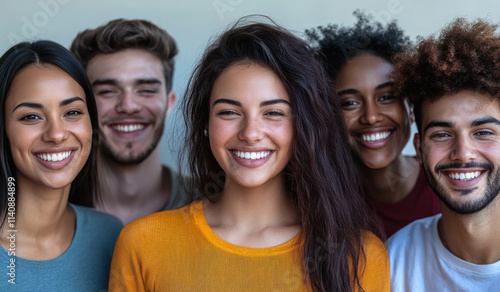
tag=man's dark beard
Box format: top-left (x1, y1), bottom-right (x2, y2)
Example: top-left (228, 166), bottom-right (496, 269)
top-left (422, 160), bottom-right (500, 214)
top-left (100, 120), bottom-right (165, 165)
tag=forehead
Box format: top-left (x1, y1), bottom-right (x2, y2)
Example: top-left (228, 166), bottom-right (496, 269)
top-left (335, 54), bottom-right (393, 88)
top-left (210, 63), bottom-right (289, 103)
top-left (86, 48), bottom-right (165, 84)
top-left (6, 64), bottom-right (85, 106)
top-left (421, 90), bottom-right (500, 126)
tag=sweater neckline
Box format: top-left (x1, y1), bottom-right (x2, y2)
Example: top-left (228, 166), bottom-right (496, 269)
top-left (191, 200), bottom-right (302, 256)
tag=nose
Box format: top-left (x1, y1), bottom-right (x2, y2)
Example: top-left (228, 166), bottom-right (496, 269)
top-left (359, 102), bottom-right (382, 125)
top-left (115, 90), bottom-right (142, 114)
top-left (42, 117), bottom-right (68, 144)
top-left (449, 134), bottom-right (477, 163)
top-left (238, 116), bottom-right (264, 143)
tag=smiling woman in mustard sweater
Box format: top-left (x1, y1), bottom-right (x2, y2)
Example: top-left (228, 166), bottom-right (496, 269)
top-left (109, 18), bottom-right (389, 292)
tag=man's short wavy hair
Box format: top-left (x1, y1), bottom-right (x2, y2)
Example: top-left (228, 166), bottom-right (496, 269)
top-left (392, 18), bottom-right (500, 132)
top-left (71, 19), bottom-right (178, 92)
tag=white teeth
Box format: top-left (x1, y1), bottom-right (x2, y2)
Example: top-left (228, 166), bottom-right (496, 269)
top-left (448, 171), bottom-right (481, 181)
top-left (113, 124), bottom-right (145, 133)
top-left (362, 131), bottom-right (390, 142)
top-left (233, 151), bottom-right (271, 160)
top-left (37, 151), bottom-right (71, 162)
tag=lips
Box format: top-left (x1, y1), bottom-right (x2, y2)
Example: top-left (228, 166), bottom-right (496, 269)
top-left (33, 149), bottom-right (76, 170)
top-left (230, 149), bottom-right (274, 167)
top-left (36, 151), bottom-right (72, 162)
top-left (361, 131), bottom-right (391, 142)
top-left (353, 129), bottom-right (393, 149)
top-left (447, 171), bottom-right (481, 181)
top-left (442, 169), bottom-right (486, 188)
top-left (106, 121), bottom-right (150, 138)
top-left (232, 150), bottom-right (271, 160)
top-left (111, 123), bottom-right (145, 133)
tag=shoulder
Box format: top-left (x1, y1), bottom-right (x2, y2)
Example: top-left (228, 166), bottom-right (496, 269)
top-left (71, 204), bottom-right (123, 232)
top-left (361, 231), bottom-right (388, 262)
top-left (386, 214), bottom-right (439, 249)
top-left (386, 214), bottom-right (440, 270)
top-left (357, 231), bottom-right (390, 292)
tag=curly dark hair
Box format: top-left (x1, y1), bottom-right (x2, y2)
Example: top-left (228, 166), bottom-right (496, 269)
top-left (306, 10), bottom-right (411, 80)
top-left (392, 18), bottom-right (500, 132)
top-left (182, 17), bottom-right (380, 291)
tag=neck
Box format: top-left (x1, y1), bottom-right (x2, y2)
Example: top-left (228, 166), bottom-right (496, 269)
top-left (1, 177), bottom-right (75, 260)
top-left (203, 174), bottom-right (301, 248)
top-left (205, 174), bottom-right (299, 230)
top-left (15, 182), bottom-right (71, 236)
top-left (97, 147), bottom-right (171, 224)
top-left (439, 198), bottom-right (500, 264)
top-left (359, 155), bottom-right (420, 203)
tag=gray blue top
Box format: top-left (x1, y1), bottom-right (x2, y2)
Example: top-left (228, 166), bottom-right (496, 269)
top-left (0, 204), bottom-right (123, 291)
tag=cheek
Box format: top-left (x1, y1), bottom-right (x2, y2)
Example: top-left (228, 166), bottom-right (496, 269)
top-left (208, 119), bottom-right (232, 152)
top-left (95, 98), bottom-right (114, 117)
top-left (74, 117), bottom-right (94, 153)
top-left (6, 125), bottom-right (37, 171)
top-left (342, 111), bottom-right (358, 131)
top-left (143, 97), bottom-right (168, 116)
top-left (421, 142), bottom-right (445, 165)
top-left (389, 102), bottom-right (412, 128)
top-left (271, 123), bottom-right (294, 151)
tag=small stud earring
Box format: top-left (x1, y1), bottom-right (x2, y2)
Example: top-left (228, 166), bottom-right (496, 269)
top-left (204, 129), bottom-right (208, 136)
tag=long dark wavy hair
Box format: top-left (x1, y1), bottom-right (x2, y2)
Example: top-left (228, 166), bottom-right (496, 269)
top-left (182, 17), bottom-right (380, 291)
top-left (0, 40), bottom-right (100, 228)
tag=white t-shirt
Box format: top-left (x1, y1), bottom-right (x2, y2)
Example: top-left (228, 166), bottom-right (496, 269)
top-left (386, 214), bottom-right (500, 292)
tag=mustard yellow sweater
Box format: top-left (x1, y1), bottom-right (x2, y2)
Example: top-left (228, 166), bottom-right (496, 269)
top-left (109, 200), bottom-right (389, 291)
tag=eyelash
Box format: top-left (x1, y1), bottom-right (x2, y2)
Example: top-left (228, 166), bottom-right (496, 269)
top-left (217, 110), bottom-right (238, 116)
top-left (20, 114), bottom-right (40, 121)
top-left (341, 100), bottom-right (358, 107)
top-left (379, 94), bottom-right (396, 101)
top-left (65, 110), bottom-right (83, 117)
top-left (430, 132), bottom-right (449, 139)
top-left (265, 110), bottom-right (285, 116)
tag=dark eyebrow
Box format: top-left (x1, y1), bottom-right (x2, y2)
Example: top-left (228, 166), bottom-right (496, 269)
top-left (375, 81), bottom-right (394, 90)
top-left (92, 78), bottom-right (162, 87)
top-left (212, 98), bottom-right (291, 107)
top-left (337, 89), bottom-right (358, 96)
top-left (260, 99), bottom-right (291, 107)
top-left (471, 117), bottom-right (500, 127)
top-left (423, 120), bottom-right (454, 135)
top-left (213, 98), bottom-right (241, 107)
top-left (13, 102), bottom-right (43, 112)
top-left (12, 97), bottom-right (85, 113)
top-left (92, 79), bottom-right (117, 87)
top-left (60, 97), bottom-right (85, 106)
top-left (135, 78), bottom-right (162, 86)
top-left (337, 82), bottom-right (394, 97)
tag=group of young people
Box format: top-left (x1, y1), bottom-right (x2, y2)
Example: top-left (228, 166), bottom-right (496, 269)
top-left (0, 10), bottom-right (499, 292)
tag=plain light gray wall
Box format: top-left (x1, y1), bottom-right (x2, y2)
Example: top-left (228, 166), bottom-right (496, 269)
top-left (2, 0), bottom-right (500, 170)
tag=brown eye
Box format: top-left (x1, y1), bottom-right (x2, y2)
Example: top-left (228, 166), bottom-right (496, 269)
top-left (20, 114), bottom-right (41, 121)
top-left (65, 110), bottom-right (83, 117)
top-left (341, 100), bottom-right (359, 107)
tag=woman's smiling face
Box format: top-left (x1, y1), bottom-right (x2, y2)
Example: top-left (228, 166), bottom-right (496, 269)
top-left (5, 64), bottom-right (92, 190)
top-left (208, 63), bottom-right (293, 189)
top-left (335, 54), bottom-right (413, 169)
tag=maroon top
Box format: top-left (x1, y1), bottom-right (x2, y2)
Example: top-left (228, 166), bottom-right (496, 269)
top-left (366, 167), bottom-right (441, 238)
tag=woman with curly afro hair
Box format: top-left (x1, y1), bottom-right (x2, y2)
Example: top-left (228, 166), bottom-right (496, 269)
top-left (307, 11), bottom-right (440, 238)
